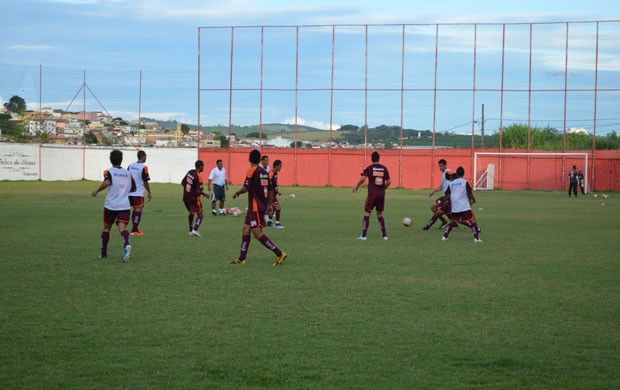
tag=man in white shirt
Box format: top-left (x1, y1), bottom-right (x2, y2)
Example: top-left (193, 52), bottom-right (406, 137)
top-left (442, 166), bottom-right (482, 243)
top-left (207, 159), bottom-right (230, 216)
top-left (91, 150), bottom-right (136, 261)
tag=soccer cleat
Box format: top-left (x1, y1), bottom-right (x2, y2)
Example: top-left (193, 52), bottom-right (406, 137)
top-left (356, 236), bottom-right (367, 241)
top-left (190, 229), bottom-right (201, 237)
top-left (422, 226), bottom-right (430, 231)
top-left (266, 220), bottom-right (273, 227)
top-left (474, 238), bottom-right (484, 243)
top-left (383, 236), bottom-right (388, 241)
top-left (274, 252), bottom-right (287, 266)
top-left (130, 231), bottom-right (144, 236)
top-left (441, 236), bottom-right (449, 241)
top-left (211, 210), bottom-right (217, 216)
top-left (122, 245), bottom-right (131, 262)
top-left (274, 223), bottom-right (285, 229)
top-left (99, 254), bottom-right (107, 260)
top-left (229, 258), bottom-right (246, 265)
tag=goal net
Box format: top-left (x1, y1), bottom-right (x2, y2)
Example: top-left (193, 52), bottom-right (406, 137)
top-left (474, 152), bottom-right (588, 192)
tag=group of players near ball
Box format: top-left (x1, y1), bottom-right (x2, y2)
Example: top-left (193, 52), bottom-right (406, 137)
top-left (92, 148), bottom-right (482, 264)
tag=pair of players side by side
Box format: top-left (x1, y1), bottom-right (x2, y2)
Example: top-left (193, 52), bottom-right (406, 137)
top-left (181, 150), bottom-right (287, 266)
top-left (355, 155), bottom-right (482, 243)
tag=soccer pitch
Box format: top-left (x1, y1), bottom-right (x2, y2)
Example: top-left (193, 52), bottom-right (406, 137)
top-left (1, 181), bottom-right (618, 388)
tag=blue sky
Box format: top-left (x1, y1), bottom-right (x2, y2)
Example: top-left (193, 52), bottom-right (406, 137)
top-left (1, 0), bottom-right (619, 134)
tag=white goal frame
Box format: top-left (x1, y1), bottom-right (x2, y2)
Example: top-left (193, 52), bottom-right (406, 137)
top-left (474, 152), bottom-right (588, 192)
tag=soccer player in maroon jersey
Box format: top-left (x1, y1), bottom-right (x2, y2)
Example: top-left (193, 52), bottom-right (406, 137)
top-left (91, 149), bottom-right (136, 262)
top-left (231, 149), bottom-right (287, 266)
top-left (269, 159), bottom-right (284, 228)
top-left (353, 151), bottom-right (391, 240)
top-left (181, 160), bottom-right (209, 237)
top-left (425, 159), bottom-right (452, 229)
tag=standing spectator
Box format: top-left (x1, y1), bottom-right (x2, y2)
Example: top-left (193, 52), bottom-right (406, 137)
top-left (207, 159), bottom-right (230, 216)
top-left (181, 160), bottom-right (209, 237)
top-left (269, 159), bottom-right (284, 228)
top-left (425, 159), bottom-right (452, 229)
top-left (230, 149), bottom-right (287, 266)
top-left (127, 150), bottom-right (152, 235)
top-left (353, 151), bottom-right (391, 241)
top-left (442, 166), bottom-right (482, 243)
top-left (568, 165), bottom-right (579, 198)
top-left (91, 149), bottom-right (136, 262)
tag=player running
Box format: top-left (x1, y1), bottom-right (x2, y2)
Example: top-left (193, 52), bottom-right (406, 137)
top-left (353, 151), bottom-right (391, 241)
top-left (91, 149), bottom-right (136, 262)
top-left (230, 149), bottom-right (287, 266)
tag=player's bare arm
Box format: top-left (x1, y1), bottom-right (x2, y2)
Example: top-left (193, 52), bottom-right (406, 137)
top-left (144, 180), bottom-right (152, 201)
top-left (384, 178), bottom-right (392, 190)
top-left (353, 175), bottom-right (366, 192)
top-left (233, 187), bottom-right (248, 199)
top-left (91, 179), bottom-right (111, 197)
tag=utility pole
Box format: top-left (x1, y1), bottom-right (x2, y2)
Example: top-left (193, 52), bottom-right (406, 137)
top-left (481, 103), bottom-right (485, 148)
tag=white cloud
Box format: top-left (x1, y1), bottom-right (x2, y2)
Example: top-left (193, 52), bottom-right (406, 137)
top-left (282, 116), bottom-right (340, 131)
top-left (6, 44), bottom-right (54, 51)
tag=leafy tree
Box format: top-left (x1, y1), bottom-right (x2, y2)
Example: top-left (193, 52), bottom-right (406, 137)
top-left (85, 131), bottom-right (98, 144)
top-left (3, 95), bottom-right (27, 114)
top-left (596, 131), bottom-right (620, 150)
top-left (290, 140), bottom-right (304, 148)
top-left (180, 123), bottom-right (190, 135)
top-left (340, 124), bottom-right (360, 131)
top-left (214, 134), bottom-right (229, 148)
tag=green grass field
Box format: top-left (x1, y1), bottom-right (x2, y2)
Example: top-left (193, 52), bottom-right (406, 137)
top-left (1, 181), bottom-right (619, 389)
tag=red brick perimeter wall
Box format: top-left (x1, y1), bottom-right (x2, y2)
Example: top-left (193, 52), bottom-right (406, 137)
top-left (198, 148), bottom-right (620, 192)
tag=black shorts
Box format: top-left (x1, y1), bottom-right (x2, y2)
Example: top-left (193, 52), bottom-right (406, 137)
top-left (211, 184), bottom-right (226, 201)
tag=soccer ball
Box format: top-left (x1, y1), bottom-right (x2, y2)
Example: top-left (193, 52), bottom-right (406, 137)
top-left (229, 207), bottom-right (242, 217)
top-left (223, 207), bottom-right (229, 215)
top-left (402, 217), bottom-right (412, 227)
top-left (289, 193), bottom-right (296, 199)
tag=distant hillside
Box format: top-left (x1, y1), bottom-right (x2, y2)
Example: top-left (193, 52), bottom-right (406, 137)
top-left (140, 118), bottom-right (325, 135)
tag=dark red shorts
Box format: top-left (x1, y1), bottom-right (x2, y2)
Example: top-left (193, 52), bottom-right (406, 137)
top-left (103, 208), bottom-right (130, 226)
top-left (244, 207), bottom-right (265, 229)
top-left (129, 196), bottom-right (144, 208)
top-left (364, 193), bottom-right (385, 213)
top-left (450, 210), bottom-right (474, 223)
top-left (184, 198), bottom-right (203, 214)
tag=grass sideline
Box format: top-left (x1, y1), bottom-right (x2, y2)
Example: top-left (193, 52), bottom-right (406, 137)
top-left (0, 181), bottom-right (619, 388)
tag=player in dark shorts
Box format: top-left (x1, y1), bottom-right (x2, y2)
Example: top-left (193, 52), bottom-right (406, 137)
top-left (268, 159), bottom-right (284, 228)
top-left (353, 151), bottom-right (391, 240)
top-left (181, 160), bottom-right (209, 237)
top-left (91, 149), bottom-right (136, 262)
top-left (423, 172), bottom-right (455, 230)
top-left (231, 149), bottom-right (287, 266)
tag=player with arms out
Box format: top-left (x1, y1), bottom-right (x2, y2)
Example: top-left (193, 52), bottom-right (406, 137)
top-left (127, 150), bottom-right (152, 235)
top-left (353, 151), bottom-right (391, 241)
top-left (424, 159), bottom-right (452, 230)
top-left (442, 166), bottom-right (482, 243)
top-left (230, 149), bottom-right (287, 266)
top-left (268, 159), bottom-right (285, 228)
top-left (181, 160), bottom-right (209, 237)
top-left (91, 149), bottom-right (136, 262)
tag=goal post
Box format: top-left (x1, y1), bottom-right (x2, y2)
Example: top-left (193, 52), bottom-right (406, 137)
top-left (473, 152), bottom-right (588, 192)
